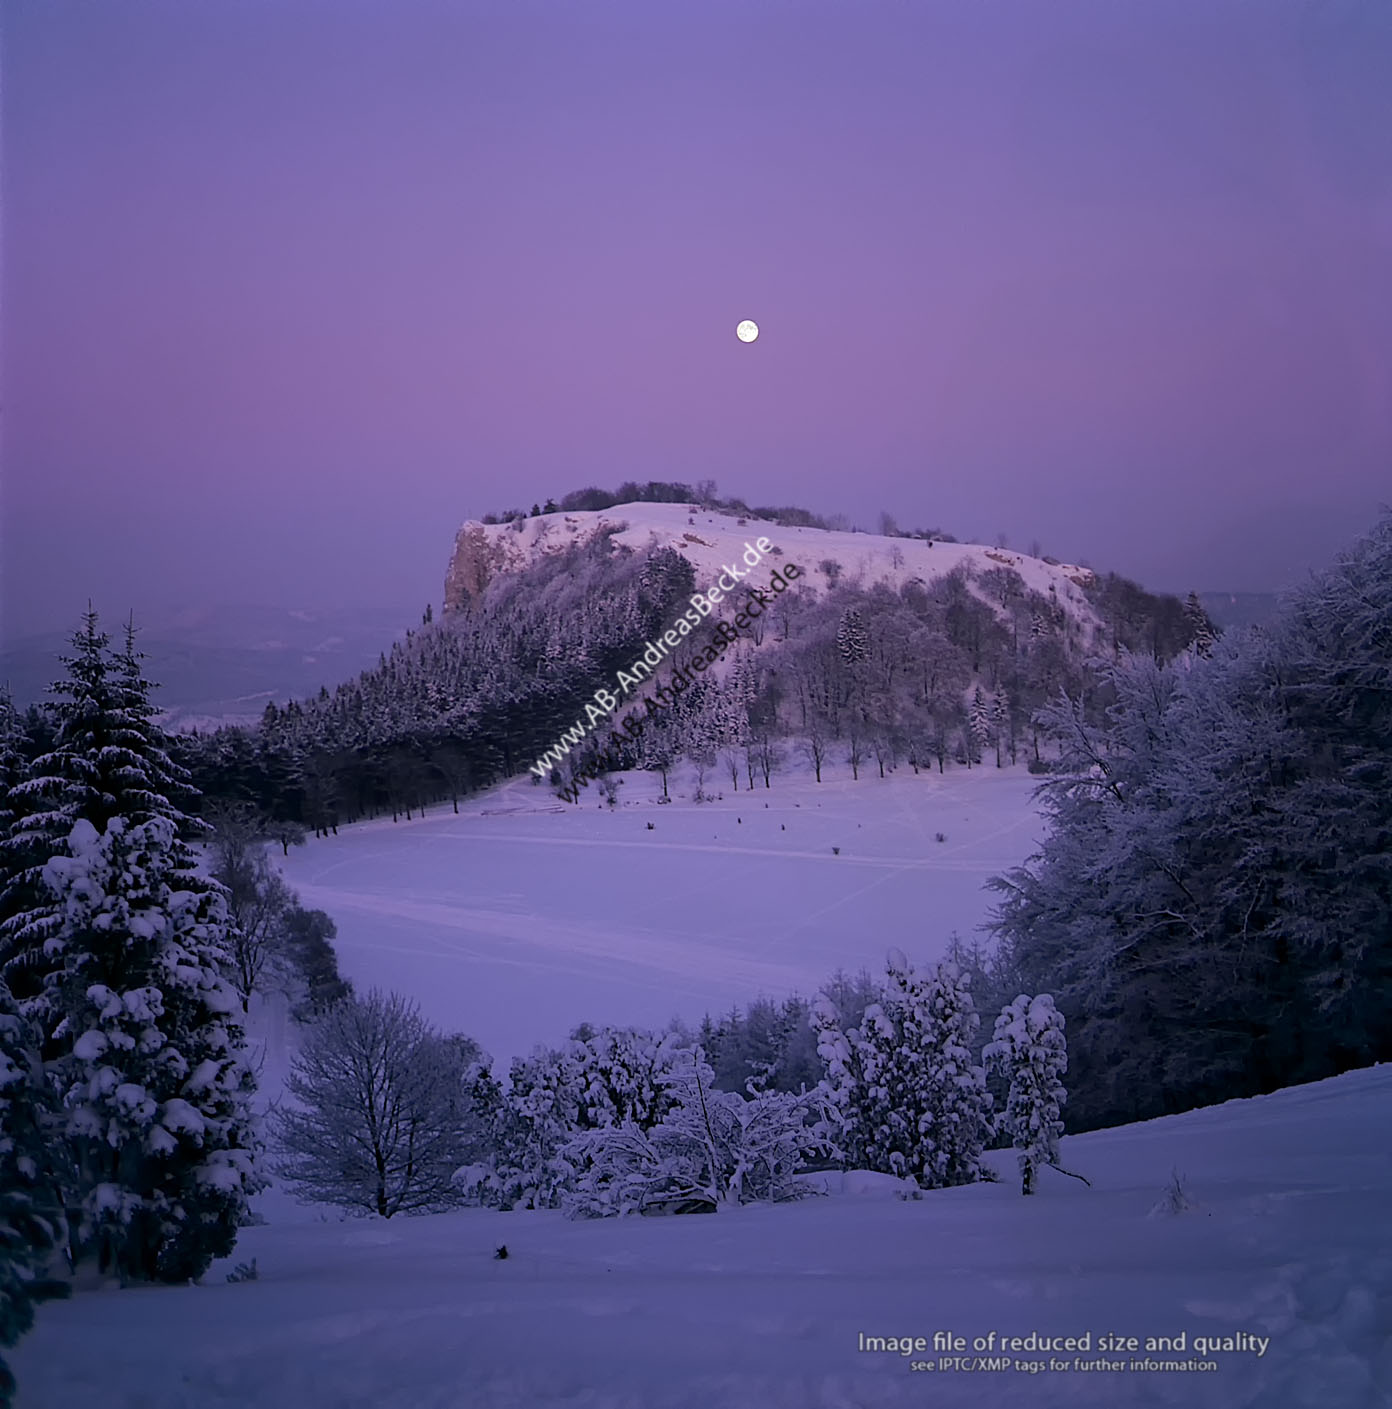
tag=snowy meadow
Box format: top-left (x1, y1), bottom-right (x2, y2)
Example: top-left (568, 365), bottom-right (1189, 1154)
top-left (12, 756), bottom-right (1392, 1408)
top-left (276, 764), bottom-right (1042, 1068)
top-left (16, 1050), bottom-right (1392, 1407)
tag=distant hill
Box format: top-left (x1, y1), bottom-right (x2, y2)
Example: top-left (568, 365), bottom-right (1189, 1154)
top-left (445, 500), bottom-right (1106, 630)
top-left (0, 604), bottom-right (414, 731)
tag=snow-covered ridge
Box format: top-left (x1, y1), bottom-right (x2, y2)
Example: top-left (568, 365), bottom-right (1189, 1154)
top-left (444, 501), bottom-right (1103, 635)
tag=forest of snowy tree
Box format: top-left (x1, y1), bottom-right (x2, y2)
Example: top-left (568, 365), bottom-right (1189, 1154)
top-left (698, 509), bottom-right (1392, 1133)
top-left (985, 510), bottom-right (1392, 1130)
top-left (156, 500), bottom-right (1210, 830)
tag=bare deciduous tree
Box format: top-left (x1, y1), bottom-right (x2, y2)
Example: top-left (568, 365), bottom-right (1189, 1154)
top-left (274, 991), bottom-right (478, 1217)
top-left (207, 804), bottom-right (296, 1005)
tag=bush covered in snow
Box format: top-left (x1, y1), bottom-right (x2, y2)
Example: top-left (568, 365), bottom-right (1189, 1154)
top-left (812, 950), bottom-right (993, 1190)
top-left (561, 1049), bottom-right (836, 1218)
top-left (985, 993), bottom-right (1067, 1195)
top-left (457, 1024), bottom-right (686, 1210)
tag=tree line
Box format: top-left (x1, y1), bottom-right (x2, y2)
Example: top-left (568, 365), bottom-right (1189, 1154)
top-left (986, 510), bottom-right (1392, 1129)
top-left (269, 950), bottom-right (1068, 1223)
top-left (172, 526), bottom-right (1212, 827)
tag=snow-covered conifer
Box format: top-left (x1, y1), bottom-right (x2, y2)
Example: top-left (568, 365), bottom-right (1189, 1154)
top-left (813, 952), bottom-right (991, 1189)
top-left (810, 991), bottom-right (868, 1167)
top-left (1182, 592), bottom-right (1218, 657)
top-left (836, 608), bottom-right (868, 666)
top-left (912, 960), bottom-right (993, 1188)
top-left (984, 994), bottom-right (1067, 1195)
top-left (2, 613), bottom-right (207, 1011)
top-left (0, 983), bottom-right (65, 1407)
top-left (42, 815), bottom-right (264, 1280)
top-left (967, 686), bottom-right (991, 764)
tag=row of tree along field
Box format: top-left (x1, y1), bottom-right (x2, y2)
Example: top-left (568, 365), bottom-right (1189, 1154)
top-left (169, 517), bottom-right (1215, 828)
top-left (271, 953), bottom-right (1069, 1222)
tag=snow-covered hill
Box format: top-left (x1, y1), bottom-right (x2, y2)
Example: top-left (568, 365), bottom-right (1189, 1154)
top-left (16, 1061), bottom-right (1391, 1408)
top-left (445, 502), bottom-right (1106, 639)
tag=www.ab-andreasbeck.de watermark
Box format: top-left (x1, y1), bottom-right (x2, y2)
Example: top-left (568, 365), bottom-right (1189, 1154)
top-left (528, 536), bottom-right (802, 794)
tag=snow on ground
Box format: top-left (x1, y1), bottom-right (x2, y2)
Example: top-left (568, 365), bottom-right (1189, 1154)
top-left (460, 502), bottom-right (1104, 636)
top-left (16, 1063), bottom-right (1392, 1408)
top-left (278, 760), bottom-right (1044, 1067)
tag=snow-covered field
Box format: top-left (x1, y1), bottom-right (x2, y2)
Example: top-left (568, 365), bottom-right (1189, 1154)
top-left (17, 1063), bottom-right (1392, 1408)
top-left (18, 763), bottom-right (1392, 1408)
top-left (278, 762), bottom-right (1044, 1068)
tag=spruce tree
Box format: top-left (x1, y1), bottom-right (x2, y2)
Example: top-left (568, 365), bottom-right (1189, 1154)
top-left (2, 612), bottom-right (206, 998)
top-left (967, 687), bottom-right (991, 765)
top-left (41, 814), bottom-right (264, 1281)
top-left (912, 960), bottom-right (993, 1188)
top-left (813, 951), bottom-right (991, 1189)
top-left (0, 982), bottom-right (66, 1409)
top-left (836, 608), bottom-right (868, 666)
top-left (1182, 592), bottom-right (1218, 657)
top-left (0, 611), bottom-right (263, 1283)
top-left (0, 694), bottom-right (35, 984)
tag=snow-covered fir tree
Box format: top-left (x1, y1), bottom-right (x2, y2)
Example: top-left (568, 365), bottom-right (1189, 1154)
top-left (984, 994), bottom-right (1067, 1195)
top-left (1182, 592), bottom-right (1218, 657)
top-left (813, 950), bottom-right (991, 1190)
top-left (41, 815), bottom-right (264, 1280)
top-left (836, 607), bottom-right (868, 665)
top-left (967, 686), bottom-right (991, 766)
top-left (809, 991), bottom-right (869, 1166)
top-left (0, 983), bottom-right (65, 1409)
top-left (0, 695), bottom-right (35, 999)
top-left (908, 955), bottom-right (993, 1188)
top-left (1, 613), bottom-right (206, 1014)
top-left (668, 678), bottom-right (722, 797)
top-left (636, 706), bottom-right (679, 799)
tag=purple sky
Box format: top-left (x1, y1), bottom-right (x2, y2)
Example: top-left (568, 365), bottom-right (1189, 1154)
top-left (4, 0), bottom-right (1390, 642)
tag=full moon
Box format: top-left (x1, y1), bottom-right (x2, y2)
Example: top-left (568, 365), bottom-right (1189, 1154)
top-left (736, 319), bottom-right (759, 343)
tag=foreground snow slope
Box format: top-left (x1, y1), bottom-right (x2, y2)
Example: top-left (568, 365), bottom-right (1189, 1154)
top-left (278, 763), bottom-right (1043, 1067)
top-left (17, 1063), bottom-right (1392, 1409)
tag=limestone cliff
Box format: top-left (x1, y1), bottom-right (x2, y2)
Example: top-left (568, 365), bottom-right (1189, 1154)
top-left (443, 522), bottom-right (506, 615)
top-left (443, 514), bottom-right (623, 614)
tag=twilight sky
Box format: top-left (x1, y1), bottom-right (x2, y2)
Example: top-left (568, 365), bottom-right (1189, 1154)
top-left (3, 0), bottom-right (1390, 642)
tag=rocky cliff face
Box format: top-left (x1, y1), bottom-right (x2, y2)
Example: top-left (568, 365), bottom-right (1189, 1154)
top-left (443, 514), bottom-right (626, 614)
top-left (443, 522), bottom-right (504, 614)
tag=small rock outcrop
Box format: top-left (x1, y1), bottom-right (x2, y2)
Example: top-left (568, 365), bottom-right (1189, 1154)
top-left (443, 522), bottom-right (507, 615)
